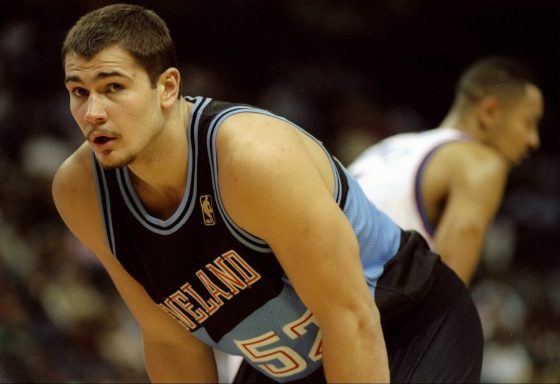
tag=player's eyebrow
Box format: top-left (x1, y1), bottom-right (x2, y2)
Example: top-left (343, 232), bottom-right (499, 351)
top-left (64, 71), bottom-right (132, 84)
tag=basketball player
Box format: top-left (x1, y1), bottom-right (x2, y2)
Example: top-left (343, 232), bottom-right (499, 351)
top-left (52, 4), bottom-right (482, 382)
top-left (349, 57), bottom-right (543, 285)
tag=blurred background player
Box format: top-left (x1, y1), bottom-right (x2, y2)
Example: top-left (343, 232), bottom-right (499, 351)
top-left (349, 56), bottom-right (543, 285)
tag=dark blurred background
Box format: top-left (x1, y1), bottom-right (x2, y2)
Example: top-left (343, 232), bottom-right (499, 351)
top-left (0, 0), bottom-right (558, 382)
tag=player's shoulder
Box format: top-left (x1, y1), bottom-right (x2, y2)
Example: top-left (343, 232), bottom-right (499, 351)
top-left (217, 110), bottom-right (301, 158)
top-left (433, 140), bottom-right (508, 184)
top-left (51, 142), bottom-right (111, 256)
top-left (52, 142), bottom-right (96, 208)
top-left (439, 140), bottom-right (506, 169)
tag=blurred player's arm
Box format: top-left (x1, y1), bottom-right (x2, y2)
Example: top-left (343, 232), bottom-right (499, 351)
top-left (218, 114), bottom-right (390, 383)
top-left (428, 142), bottom-right (508, 285)
top-left (52, 144), bottom-right (218, 383)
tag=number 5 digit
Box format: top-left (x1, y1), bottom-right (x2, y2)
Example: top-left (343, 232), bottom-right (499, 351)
top-left (234, 331), bottom-right (307, 377)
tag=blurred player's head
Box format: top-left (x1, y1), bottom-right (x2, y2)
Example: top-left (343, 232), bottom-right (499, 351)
top-left (62, 3), bottom-right (177, 87)
top-left (452, 56), bottom-right (544, 165)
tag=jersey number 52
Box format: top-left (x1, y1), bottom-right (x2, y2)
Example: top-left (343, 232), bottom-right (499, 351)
top-left (234, 310), bottom-right (323, 378)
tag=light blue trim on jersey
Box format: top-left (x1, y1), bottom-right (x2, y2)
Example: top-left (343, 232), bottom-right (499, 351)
top-left (116, 169), bottom-right (194, 233)
top-left (332, 158), bottom-right (343, 204)
top-left (205, 105), bottom-right (343, 254)
top-left (113, 97), bottom-right (210, 236)
top-left (342, 168), bottom-right (401, 289)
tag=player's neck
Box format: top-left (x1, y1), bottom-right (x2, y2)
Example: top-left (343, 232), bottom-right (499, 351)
top-left (438, 110), bottom-right (480, 140)
top-left (127, 98), bottom-right (191, 212)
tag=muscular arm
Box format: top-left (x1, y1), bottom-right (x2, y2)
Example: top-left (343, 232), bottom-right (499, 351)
top-left (218, 114), bottom-right (389, 383)
top-left (52, 144), bottom-right (218, 383)
top-left (424, 142), bottom-right (509, 285)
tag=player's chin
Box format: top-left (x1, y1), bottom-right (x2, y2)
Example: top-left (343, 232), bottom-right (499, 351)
top-left (96, 152), bottom-right (135, 170)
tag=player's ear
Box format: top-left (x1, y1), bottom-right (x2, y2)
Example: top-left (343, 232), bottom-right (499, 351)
top-left (159, 67), bottom-right (181, 107)
top-left (477, 95), bottom-right (501, 130)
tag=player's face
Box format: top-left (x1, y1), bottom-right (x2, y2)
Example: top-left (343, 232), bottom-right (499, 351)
top-left (488, 84), bottom-right (543, 166)
top-left (64, 45), bottom-right (165, 169)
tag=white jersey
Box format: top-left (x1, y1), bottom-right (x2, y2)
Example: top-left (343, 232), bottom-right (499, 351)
top-left (348, 127), bottom-right (471, 249)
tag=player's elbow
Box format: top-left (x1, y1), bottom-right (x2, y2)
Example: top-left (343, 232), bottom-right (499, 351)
top-left (319, 295), bottom-right (381, 341)
top-left (458, 220), bottom-right (486, 241)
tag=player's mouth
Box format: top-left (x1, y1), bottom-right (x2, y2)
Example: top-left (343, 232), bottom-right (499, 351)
top-left (93, 135), bottom-right (114, 144)
top-left (89, 131), bottom-right (118, 149)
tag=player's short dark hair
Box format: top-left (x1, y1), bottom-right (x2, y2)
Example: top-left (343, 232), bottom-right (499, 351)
top-left (455, 56), bottom-right (539, 107)
top-left (62, 3), bottom-right (177, 87)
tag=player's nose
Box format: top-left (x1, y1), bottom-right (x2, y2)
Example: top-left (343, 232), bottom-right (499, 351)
top-left (84, 94), bottom-right (108, 125)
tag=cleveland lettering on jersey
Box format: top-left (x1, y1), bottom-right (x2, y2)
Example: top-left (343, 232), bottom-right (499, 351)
top-left (159, 250), bottom-right (262, 329)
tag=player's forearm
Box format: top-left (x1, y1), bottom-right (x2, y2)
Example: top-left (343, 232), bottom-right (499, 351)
top-left (321, 309), bottom-right (390, 383)
top-left (435, 226), bottom-right (485, 285)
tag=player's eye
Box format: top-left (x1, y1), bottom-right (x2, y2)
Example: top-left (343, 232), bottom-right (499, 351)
top-left (108, 83), bottom-right (124, 92)
top-left (71, 87), bottom-right (88, 97)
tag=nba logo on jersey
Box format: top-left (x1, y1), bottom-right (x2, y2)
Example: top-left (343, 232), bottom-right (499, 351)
top-left (200, 195), bottom-right (216, 225)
